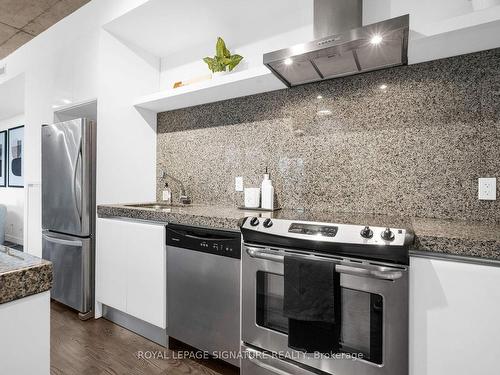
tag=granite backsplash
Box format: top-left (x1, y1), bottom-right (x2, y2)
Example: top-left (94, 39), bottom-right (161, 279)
top-left (157, 48), bottom-right (499, 223)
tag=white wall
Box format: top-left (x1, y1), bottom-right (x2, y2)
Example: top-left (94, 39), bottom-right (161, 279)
top-left (0, 74), bottom-right (24, 119)
top-left (0, 114), bottom-right (25, 244)
top-left (159, 26), bottom-right (312, 90)
top-left (391, 0), bottom-right (474, 27)
top-left (0, 0), bottom-right (154, 256)
top-left (96, 31), bottom-right (158, 205)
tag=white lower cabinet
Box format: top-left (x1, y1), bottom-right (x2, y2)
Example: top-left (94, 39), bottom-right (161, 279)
top-left (0, 291), bottom-right (50, 375)
top-left (410, 256), bottom-right (500, 375)
top-left (96, 218), bottom-right (166, 329)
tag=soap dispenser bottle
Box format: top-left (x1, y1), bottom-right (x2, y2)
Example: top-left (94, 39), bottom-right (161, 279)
top-left (261, 167), bottom-right (274, 210)
top-left (162, 181), bottom-right (172, 204)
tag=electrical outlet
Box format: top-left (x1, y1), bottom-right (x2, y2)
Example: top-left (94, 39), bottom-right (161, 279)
top-left (478, 178), bottom-right (496, 200)
top-left (235, 177), bottom-right (244, 192)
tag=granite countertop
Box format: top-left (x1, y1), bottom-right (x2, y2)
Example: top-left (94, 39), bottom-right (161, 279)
top-left (97, 203), bottom-right (500, 262)
top-left (0, 247), bottom-right (52, 305)
top-left (411, 217), bottom-right (500, 260)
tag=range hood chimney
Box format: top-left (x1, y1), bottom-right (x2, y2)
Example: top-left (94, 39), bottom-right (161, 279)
top-left (264, 0), bottom-right (409, 87)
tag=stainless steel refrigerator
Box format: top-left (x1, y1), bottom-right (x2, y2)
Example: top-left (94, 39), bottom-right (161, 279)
top-left (41, 118), bottom-right (96, 319)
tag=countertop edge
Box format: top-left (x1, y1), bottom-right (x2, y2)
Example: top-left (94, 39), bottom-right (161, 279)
top-left (409, 250), bottom-right (500, 267)
top-left (0, 262), bottom-right (53, 305)
top-left (97, 204), bottom-right (500, 263)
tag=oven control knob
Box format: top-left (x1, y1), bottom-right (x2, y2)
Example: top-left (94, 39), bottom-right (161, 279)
top-left (360, 226), bottom-right (373, 239)
top-left (249, 217), bottom-right (260, 226)
top-left (381, 227), bottom-right (395, 241)
top-left (263, 218), bottom-right (273, 228)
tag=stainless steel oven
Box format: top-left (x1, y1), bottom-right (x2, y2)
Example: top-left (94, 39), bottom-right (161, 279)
top-left (240, 217), bottom-right (413, 375)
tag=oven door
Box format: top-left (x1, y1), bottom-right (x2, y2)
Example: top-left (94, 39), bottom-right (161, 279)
top-left (242, 245), bottom-right (408, 375)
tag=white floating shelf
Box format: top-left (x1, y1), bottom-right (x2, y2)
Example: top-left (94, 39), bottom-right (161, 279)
top-left (408, 9), bottom-right (500, 64)
top-left (133, 66), bottom-right (286, 113)
top-left (412, 5), bottom-right (500, 36)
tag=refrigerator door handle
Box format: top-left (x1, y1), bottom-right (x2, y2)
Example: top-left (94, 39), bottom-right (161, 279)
top-left (72, 140), bottom-right (82, 222)
top-left (42, 233), bottom-right (82, 247)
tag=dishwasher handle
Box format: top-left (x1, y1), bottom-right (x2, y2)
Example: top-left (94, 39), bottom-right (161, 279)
top-left (168, 227), bottom-right (236, 242)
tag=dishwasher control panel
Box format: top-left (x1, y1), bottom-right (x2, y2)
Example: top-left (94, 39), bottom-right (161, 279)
top-left (167, 224), bottom-right (241, 259)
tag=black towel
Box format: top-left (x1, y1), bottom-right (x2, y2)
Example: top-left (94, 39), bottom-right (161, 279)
top-left (283, 256), bottom-right (341, 353)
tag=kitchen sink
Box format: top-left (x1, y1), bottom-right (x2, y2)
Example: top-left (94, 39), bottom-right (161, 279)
top-left (125, 203), bottom-right (192, 210)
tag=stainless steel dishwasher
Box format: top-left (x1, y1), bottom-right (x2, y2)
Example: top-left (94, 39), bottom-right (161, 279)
top-left (166, 224), bottom-right (241, 367)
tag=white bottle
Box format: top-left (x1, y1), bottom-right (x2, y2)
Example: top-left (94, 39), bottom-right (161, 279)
top-left (261, 169), bottom-right (274, 210)
top-left (162, 182), bottom-right (172, 204)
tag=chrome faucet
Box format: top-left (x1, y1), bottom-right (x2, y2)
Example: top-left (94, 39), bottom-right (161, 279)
top-left (161, 170), bottom-right (191, 204)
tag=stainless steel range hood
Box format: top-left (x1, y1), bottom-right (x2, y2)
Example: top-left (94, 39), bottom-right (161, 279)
top-left (263, 0), bottom-right (409, 87)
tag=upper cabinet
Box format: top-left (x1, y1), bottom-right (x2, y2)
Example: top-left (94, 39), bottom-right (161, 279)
top-left (103, 0), bottom-right (500, 113)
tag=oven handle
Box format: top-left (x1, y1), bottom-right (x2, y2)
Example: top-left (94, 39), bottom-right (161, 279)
top-left (245, 246), bottom-right (404, 281)
top-left (243, 346), bottom-right (314, 375)
top-left (335, 264), bottom-right (403, 280)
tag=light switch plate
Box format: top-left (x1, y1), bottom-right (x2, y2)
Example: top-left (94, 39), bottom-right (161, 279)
top-left (235, 176), bottom-right (244, 192)
top-left (478, 178), bottom-right (496, 200)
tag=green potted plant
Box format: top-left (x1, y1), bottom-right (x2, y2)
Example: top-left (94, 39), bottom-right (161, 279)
top-left (203, 37), bottom-right (243, 78)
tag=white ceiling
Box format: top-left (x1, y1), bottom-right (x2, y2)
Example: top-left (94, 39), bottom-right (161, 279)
top-left (0, 73), bottom-right (24, 120)
top-left (104, 0), bottom-right (313, 58)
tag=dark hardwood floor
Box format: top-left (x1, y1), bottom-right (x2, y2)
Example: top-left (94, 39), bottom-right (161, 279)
top-left (51, 302), bottom-right (239, 375)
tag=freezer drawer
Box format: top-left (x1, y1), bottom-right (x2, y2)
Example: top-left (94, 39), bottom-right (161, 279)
top-left (42, 118), bottom-right (95, 237)
top-left (42, 231), bottom-right (92, 313)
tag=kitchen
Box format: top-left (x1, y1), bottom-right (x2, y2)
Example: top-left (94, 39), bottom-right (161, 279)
top-left (0, 0), bottom-right (499, 374)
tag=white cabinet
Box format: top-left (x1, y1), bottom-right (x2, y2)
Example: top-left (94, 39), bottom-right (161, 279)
top-left (0, 292), bottom-right (50, 375)
top-left (96, 218), bottom-right (166, 328)
top-left (410, 256), bottom-right (500, 375)
top-left (96, 218), bottom-right (128, 312)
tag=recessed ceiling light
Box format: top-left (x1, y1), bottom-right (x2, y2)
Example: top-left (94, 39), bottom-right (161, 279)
top-left (370, 34), bottom-right (383, 45)
top-left (379, 84), bottom-right (388, 90)
top-left (317, 95), bottom-right (323, 99)
top-left (284, 58), bottom-right (293, 66)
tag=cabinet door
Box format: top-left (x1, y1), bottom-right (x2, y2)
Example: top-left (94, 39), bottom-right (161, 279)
top-left (125, 221), bottom-right (166, 329)
top-left (96, 218), bottom-right (166, 328)
top-left (96, 218), bottom-right (128, 312)
top-left (410, 257), bottom-right (500, 375)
